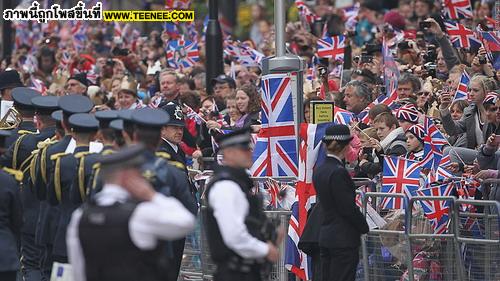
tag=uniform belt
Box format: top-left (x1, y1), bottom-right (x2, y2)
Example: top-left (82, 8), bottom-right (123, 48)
top-left (220, 256), bottom-right (260, 273)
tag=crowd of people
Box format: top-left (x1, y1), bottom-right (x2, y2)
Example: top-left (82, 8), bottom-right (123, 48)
top-left (0, 0), bottom-right (499, 280)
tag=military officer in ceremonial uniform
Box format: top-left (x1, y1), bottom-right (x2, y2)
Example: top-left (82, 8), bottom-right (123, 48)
top-left (0, 165), bottom-right (23, 281)
top-left (78, 110), bottom-right (119, 204)
top-left (67, 144), bottom-right (196, 281)
top-left (3, 87), bottom-right (39, 149)
top-left (31, 95), bottom-right (94, 280)
top-left (205, 128), bottom-right (281, 281)
top-left (0, 95), bottom-right (59, 281)
top-left (159, 102), bottom-right (187, 167)
top-left (313, 124), bottom-right (369, 281)
top-left (47, 113), bottom-right (99, 263)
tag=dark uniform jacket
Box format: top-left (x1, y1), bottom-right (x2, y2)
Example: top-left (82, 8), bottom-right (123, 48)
top-left (0, 168), bottom-right (23, 271)
top-left (32, 135), bottom-right (72, 247)
top-left (158, 140), bottom-right (186, 168)
top-left (0, 126), bottom-right (55, 235)
top-left (47, 146), bottom-right (89, 258)
top-left (4, 120), bottom-right (36, 149)
top-left (313, 156), bottom-right (369, 249)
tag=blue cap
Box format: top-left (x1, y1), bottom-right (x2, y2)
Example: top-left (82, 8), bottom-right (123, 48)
top-left (95, 110), bottom-right (119, 128)
top-left (118, 109), bottom-right (133, 121)
top-left (58, 95), bottom-right (93, 115)
top-left (109, 119), bottom-right (123, 131)
top-left (51, 110), bottom-right (63, 122)
top-left (12, 87), bottom-right (39, 110)
top-left (131, 108), bottom-right (170, 129)
top-left (69, 113), bottom-right (99, 132)
top-left (162, 102), bottom-right (185, 127)
top-left (31, 96), bottom-right (59, 115)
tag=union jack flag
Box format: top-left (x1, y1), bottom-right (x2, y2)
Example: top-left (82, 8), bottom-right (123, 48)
top-left (70, 21), bottom-right (88, 52)
top-left (183, 103), bottom-right (205, 125)
top-left (264, 178), bottom-right (281, 209)
top-left (357, 91), bottom-right (400, 124)
top-left (452, 70), bottom-right (470, 103)
top-left (342, 3), bottom-right (359, 31)
top-left (445, 21), bottom-right (481, 49)
top-left (295, 0), bottom-right (320, 27)
top-left (316, 35), bottom-right (345, 61)
top-left (416, 182), bottom-right (455, 234)
top-left (334, 106), bottom-right (355, 125)
top-left (442, 0), bottom-right (473, 19)
top-left (165, 0), bottom-right (191, 9)
top-left (251, 74), bottom-right (298, 177)
top-left (381, 156), bottom-right (422, 209)
top-left (163, 22), bottom-right (181, 39)
top-left (30, 77), bottom-right (47, 96)
top-left (285, 122), bottom-right (330, 280)
top-left (421, 116), bottom-right (449, 171)
top-left (224, 40), bottom-right (264, 67)
top-left (383, 36), bottom-right (400, 97)
top-left (475, 27), bottom-right (500, 70)
top-left (426, 166), bottom-right (454, 184)
top-left (166, 36), bottom-right (200, 69)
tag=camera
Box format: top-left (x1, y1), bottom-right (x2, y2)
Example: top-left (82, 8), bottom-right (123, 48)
top-left (106, 58), bottom-right (116, 66)
top-left (423, 45), bottom-right (437, 63)
top-left (318, 66), bottom-right (328, 77)
top-left (419, 21), bottom-right (431, 30)
top-left (424, 62), bottom-right (437, 78)
top-left (112, 47), bottom-right (130, 57)
top-left (479, 56), bottom-right (487, 65)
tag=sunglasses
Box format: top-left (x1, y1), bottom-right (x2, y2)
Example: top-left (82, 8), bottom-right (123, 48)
top-left (417, 92), bottom-right (430, 96)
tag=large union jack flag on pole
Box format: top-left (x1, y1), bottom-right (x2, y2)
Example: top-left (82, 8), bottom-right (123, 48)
top-left (445, 21), bottom-right (481, 49)
top-left (251, 73), bottom-right (298, 177)
top-left (381, 156), bottom-right (421, 209)
top-left (316, 35), bottom-right (345, 61)
top-left (166, 36), bottom-right (199, 69)
top-left (416, 182), bottom-right (455, 234)
top-left (442, 0), bottom-right (473, 19)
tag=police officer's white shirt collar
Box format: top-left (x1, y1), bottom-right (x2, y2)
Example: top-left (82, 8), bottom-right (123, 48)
top-left (326, 153), bottom-right (344, 163)
top-left (162, 137), bottom-right (178, 153)
top-left (96, 184), bottom-right (130, 206)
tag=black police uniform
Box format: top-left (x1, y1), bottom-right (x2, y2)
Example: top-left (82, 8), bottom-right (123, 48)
top-left (312, 125), bottom-right (369, 281)
top-left (74, 144), bottom-right (195, 281)
top-left (159, 102), bottom-right (187, 166)
top-left (0, 167), bottom-right (23, 281)
top-left (31, 96), bottom-right (93, 278)
top-left (204, 129), bottom-right (270, 281)
top-left (0, 95), bottom-right (59, 281)
top-left (3, 87), bottom-right (39, 148)
top-left (47, 113), bottom-right (98, 263)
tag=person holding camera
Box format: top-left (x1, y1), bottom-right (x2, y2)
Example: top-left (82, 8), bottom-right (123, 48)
top-left (313, 124), bottom-right (369, 281)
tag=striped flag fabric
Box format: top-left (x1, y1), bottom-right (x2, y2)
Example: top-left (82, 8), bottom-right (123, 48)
top-left (444, 21), bottom-right (481, 49)
top-left (416, 182), bottom-right (455, 234)
top-left (295, 0), bottom-right (320, 27)
top-left (316, 35), bottom-right (345, 61)
top-left (475, 27), bottom-right (500, 70)
top-left (285, 122), bottom-right (331, 280)
top-left (381, 156), bottom-right (421, 209)
top-left (421, 116), bottom-right (450, 171)
top-left (356, 91), bottom-right (400, 124)
top-left (442, 0), bottom-right (473, 19)
top-left (251, 73), bottom-right (298, 177)
top-left (342, 3), bottom-right (359, 31)
top-left (224, 40), bottom-right (264, 67)
top-left (333, 106), bottom-right (355, 125)
top-left (166, 36), bottom-right (200, 69)
top-left (453, 70), bottom-right (470, 103)
top-left (382, 36), bottom-right (400, 97)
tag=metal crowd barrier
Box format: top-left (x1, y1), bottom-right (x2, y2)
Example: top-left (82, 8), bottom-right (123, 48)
top-left (179, 174), bottom-right (294, 281)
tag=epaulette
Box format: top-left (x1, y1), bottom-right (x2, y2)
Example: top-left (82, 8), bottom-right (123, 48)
top-left (3, 167), bottom-right (23, 182)
top-left (37, 137), bottom-right (58, 149)
top-left (18, 130), bottom-right (35, 136)
top-left (102, 149), bottom-right (115, 156)
top-left (50, 152), bottom-right (68, 161)
top-left (92, 163), bottom-right (100, 170)
top-left (168, 160), bottom-right (186, 171)
top-left (75, 151), bottom-right (92, 203)
top-left (155, 151), bottom-right (171, 160)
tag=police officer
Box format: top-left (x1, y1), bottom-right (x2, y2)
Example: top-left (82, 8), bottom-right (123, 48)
top-left (312, 124), bottom-right (369, 281)
top-left (159, 102), bottom-right (187, 166)
top-left (3, 87), bottom-right (39, 148)
top-left (47, 113), bottom-right (99, 263)
top-left (0, 165), bottom-right (23, 281)
top-left (205, 128), bottom-right (281, 281)
top-left (31, 95), bottom-right (93, 279)
top-left (0, 95), bottom-right (59, 281)
top-left (66, 144), bottom-right (196, 281)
